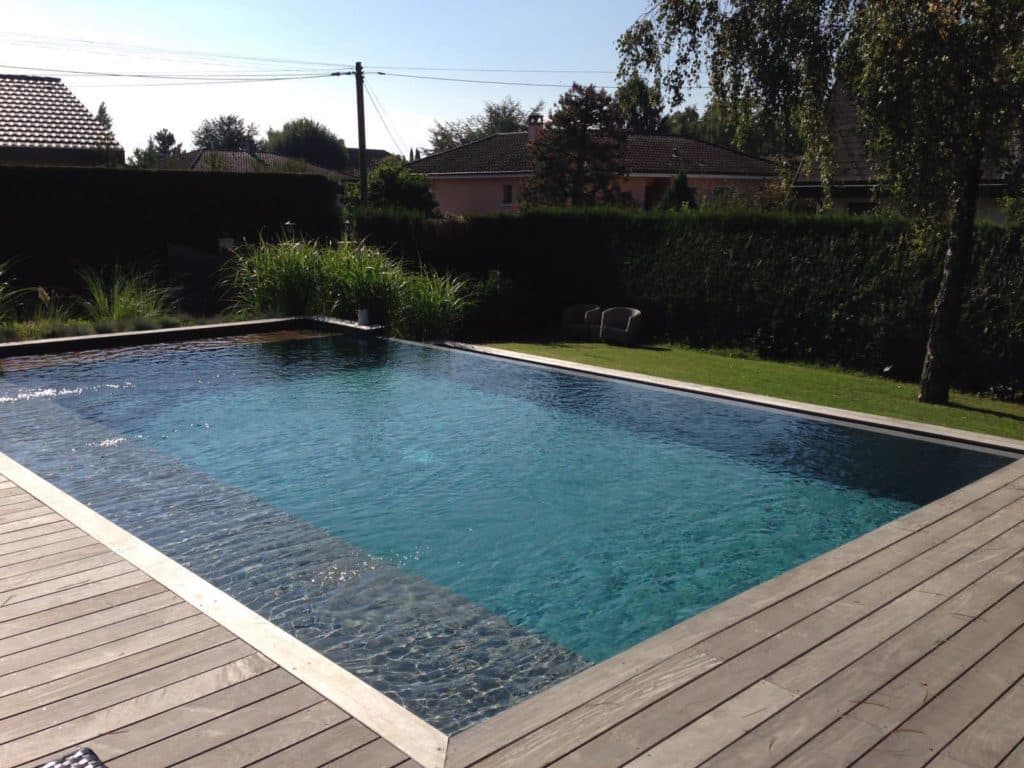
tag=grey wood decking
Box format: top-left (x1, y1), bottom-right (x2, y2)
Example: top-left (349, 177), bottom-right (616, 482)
top-left (447, 457), bottom-right (1024, 768)
top-left (3, 456), bottom-right (1024, 768)
top-left (0, 474), bottom-right (421, 768)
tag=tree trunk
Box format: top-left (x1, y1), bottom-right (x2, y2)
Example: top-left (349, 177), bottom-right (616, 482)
top-left (918, 153), bottom-right (983, 404)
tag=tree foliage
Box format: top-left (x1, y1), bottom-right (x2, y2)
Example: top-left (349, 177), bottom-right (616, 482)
top-left (656, 171), bottom-right (697, 211)
top-left (129, 129), bottom-right (183, 168)
top-left (95, 102), bottom-right (113, 132)
top-left (616, 71), bottom-right (664, 134)
top-left (429, 97), bottom-right (544, 152)
top-left (524, 84), bottom-right (628, 207)
top-left (345, 156), bottom-right (436, 215)
top-left (618, 0), bottom-right (1024, 404)
top-left (192, 114), bottom-right (260, 152)
top-left (264, 118), bottom-right (348, 171)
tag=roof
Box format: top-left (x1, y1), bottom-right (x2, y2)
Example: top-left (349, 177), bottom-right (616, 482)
top-left (346, 147), bottom-right (392, 170)
top-left (409, 132), bottom-right (776, 178)
top-left (0, 74), bottom-right (121, 152)
top-left (162, 149), bottom-right (351, 183)
top-left (795, 83), bottom-right (1007, 188)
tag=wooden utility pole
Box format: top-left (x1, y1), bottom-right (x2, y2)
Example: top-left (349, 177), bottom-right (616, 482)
top-left (355, 61), bottom-right (368, 206)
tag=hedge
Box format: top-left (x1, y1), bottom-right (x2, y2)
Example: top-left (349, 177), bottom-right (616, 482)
top-left (355, 207), bottom-right (1023, 396)
top-left (0, 165), bottom-right (341, 315)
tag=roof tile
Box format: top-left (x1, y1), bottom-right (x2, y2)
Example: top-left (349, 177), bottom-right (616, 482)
top-left (0, 74), bottom-right (122, 151)
top-left (410, 132), bottom-right (775, 177)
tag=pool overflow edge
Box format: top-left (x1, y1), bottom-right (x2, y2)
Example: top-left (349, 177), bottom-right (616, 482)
top-left (2, 317), bottom-right (1023, 768)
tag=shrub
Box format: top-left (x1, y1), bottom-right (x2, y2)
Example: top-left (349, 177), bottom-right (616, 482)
top-left (77, 266), bottom-right (178, 322)
top-left (0, 260), bottom-right (30, 323)
top-left (226, 239), bottom-right (475, 339)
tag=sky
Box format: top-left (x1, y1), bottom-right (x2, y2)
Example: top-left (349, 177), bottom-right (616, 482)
top-left (0, 0), bottom-right (674, 158)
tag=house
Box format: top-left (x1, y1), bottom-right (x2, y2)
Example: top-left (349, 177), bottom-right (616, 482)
top-left (408, 122), bottom-right (777, 215)
top-left (160, 149), bottom-right (351, 186)
top-left (0, 74), bottom-right (124, 166)
top-left (793, 84), bottom-right (1010, 222)
top-left (345, 147), bottom-right (392, 172)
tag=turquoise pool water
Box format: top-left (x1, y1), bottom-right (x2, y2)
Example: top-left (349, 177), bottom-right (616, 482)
top-left (0, 332), bottom-right (1011, 731)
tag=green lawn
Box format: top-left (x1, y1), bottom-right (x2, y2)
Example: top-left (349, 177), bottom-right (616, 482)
top-left (490, 341), bottom-right (1024, 441)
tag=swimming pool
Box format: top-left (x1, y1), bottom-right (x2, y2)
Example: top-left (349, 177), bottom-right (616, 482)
top-left (0, 331), bottom-right (1012, 732)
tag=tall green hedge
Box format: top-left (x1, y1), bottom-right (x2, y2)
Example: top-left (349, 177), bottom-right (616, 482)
top-left (355, 207), bottom-right (1023, 396)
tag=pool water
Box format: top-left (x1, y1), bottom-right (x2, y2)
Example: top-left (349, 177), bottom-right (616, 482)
top-left (0, 333), bottom-right (1011, 731)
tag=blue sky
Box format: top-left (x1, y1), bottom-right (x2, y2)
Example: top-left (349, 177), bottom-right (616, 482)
top-left (0, 0), bottom-right (678, 156)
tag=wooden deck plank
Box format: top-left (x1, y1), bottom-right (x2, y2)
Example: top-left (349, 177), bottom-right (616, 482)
top-left (321, 737), bottom-right (416, 768)
top-left (777, 595), bottom-right (1024, 766)
top-left (246, 718), bottom-right (379, 767)
top-left (0, 542), bottom-right (111, 582)
top-left (0, 570), bottom-right (151, 621)
top-left (0, 529), bottom-right (92, 561)
top-left (0, 581), bottom-right (166, 641)
top-left (0, 642), bottom-right (262, 744)
top-left (849, 625), bottom-right (1024, 767)
top-left (472, 494), bottom-right (1024, 767)
top-left (0, 590), bottom-right (182, 659)
top-left (1, 654), bottom-right (276, 768)
top-left (175, 700), bottom-right (348, 768)
top-left (938, 680), bottom-right (1024, 767)
top-left (0, 613), bottom-right (216, 697)
top-left (0, 502), bottom-right (54, 523)
top-left (0, 519), bottom-right (73, 546)
top-left (0, 511), bottom-right (62, 535)
top-left (701, 555), bottom-right (1024, 767)
top-left (449, 481), bottom-right (1024, 768)
top-left (618, 680), bottom-right (798, 768)
top-left (0, 494), bottom-right (39, 511)
top-left (0, 629), bottom-right (239, 719)
top-left (86, 669), bottom-right (301, 765)
top-left (105, 682), bottom-right (319, 767)
top-left (0, 553), bottom-right (129, 603)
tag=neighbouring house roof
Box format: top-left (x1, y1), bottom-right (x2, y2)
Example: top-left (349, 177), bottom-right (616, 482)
top-left (0, 73), bottom-right (123, 163)
top-left (162, 149), bottom-right (351, 184)
top-left (409, 132), bottom-right (776, 178)
top-left (345, 147), bottom-right (392, 170)
top-left (795, 83), bottom-right (1007, 190)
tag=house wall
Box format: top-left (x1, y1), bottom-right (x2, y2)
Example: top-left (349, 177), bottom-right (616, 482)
top-left (828, 193), bottom-right (1008, 225)
top-left (617, 175), bottom-right (771, 209)
top-left (429, 174), bottom-right (772, 215)
top-left (429, 177), bottom-right (524, 216)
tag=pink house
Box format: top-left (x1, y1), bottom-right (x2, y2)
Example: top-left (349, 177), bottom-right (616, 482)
top-left (408, 125), bottom-right (776, 215)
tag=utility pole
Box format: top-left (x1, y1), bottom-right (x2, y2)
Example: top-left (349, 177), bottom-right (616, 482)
top-left (355, 61), bottom-right (368, 206)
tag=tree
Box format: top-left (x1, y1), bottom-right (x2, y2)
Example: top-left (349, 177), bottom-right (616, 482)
top-left (129, 129), bottom-right (183, 167)
top-left (264, 118), bottom-right (347, 171)
top-left (619, 1), bottom-right (1024, 404)
top-left (345, 156), bottom-right (436, 214)
top-left (192, 115), bottom-right (260, 152)
top-left (656, 171), bottom-right (697, 211)
top-left (616, 71), bottom-right (664, 134)
top-left (525, 84), bottom-right (628, 207)
top-left (96, 102), bottom-right (113, 132)
top-left (429, 97), bottom-right (544, 152)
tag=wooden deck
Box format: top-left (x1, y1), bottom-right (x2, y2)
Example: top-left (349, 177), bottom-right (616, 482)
top-left (2, 451), bottom-right (1024, 768)
top-left (0, 472), bottom-right (422, 768)
top-left (448, 456), bottom-right (1024, 768)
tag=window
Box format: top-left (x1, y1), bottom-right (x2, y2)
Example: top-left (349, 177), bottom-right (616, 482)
top-left (502, 184), bottom-right (514, 205)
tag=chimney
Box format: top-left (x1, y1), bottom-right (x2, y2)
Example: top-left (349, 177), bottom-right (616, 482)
top-left (526, 112), bottom-right (544, 142)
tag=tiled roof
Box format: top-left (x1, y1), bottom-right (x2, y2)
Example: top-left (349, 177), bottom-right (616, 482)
top-left (795, 83), bottom-right (1007, 187)
top-left (163, 150), bottom-right (350, 183)
top-left (0, 74), bottom-right (121, 151)
top-left (409, 132), bottom-right (776, 177)
top-left (346, 147), bottom-right (392, 170)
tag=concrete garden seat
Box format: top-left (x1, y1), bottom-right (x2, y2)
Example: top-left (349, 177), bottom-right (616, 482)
top-left (600, 306), bottom-right (643, 346)
top-left (561, 303), bottom-right (602, 340)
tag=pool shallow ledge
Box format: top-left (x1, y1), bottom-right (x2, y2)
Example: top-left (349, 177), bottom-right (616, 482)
top-left (0, 452), bottom-right (450, 768)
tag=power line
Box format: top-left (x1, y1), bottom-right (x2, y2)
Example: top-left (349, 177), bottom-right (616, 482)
top-left (375, 71), bottom-right (617, 89)
top-left (365, 64), bottom-right (616, 75)
top-left (364, 81), bottom-right (405, 156)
